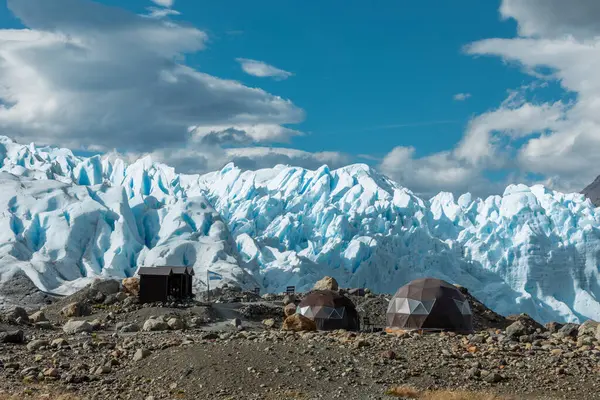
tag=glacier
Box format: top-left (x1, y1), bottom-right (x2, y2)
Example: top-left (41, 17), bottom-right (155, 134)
top-left (0, 136), bottom-right (599, 324)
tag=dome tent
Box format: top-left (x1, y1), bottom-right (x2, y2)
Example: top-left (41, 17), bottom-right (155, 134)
top-left (386, 278), bottom-right (473, 332)
top-left (297, 290), bottom-right (360, 331)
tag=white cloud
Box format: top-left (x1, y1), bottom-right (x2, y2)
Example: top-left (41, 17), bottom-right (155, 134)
top-left (236, 58), bottom-right (293, 80)
top-left (145, 7), bottom-right (180, 19)
top-left (453, 93), bottom-right (471, 101)
top-left (500, 0), bottom-right (600, 40)
top-left (380, 0), bottom-right (600, 196)
top-left (151, 0), bottom-right (174, 8)
top-left (0, 0), bottom-right (303, 154)
top-left (142, 145), bottom-right (350, 175)
top-left (188, 124), bottom-right (303, 145)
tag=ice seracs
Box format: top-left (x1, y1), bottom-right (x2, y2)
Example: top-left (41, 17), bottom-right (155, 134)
top-left (0, 135), bottom-right (599, 324)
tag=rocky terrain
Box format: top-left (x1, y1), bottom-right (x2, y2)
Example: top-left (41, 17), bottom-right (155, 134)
top-left (583, 175), bottom-right (600, 207)
top-left (1, 279), bottom-right (600, 400)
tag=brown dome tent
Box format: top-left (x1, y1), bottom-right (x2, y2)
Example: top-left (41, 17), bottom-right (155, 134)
top-left (386, 278), bottom-right (473, 332)
top-left (297, 290), bottom-right (360, 331)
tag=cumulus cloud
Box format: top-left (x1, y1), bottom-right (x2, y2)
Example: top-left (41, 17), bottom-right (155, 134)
top-left (453, 93), bottom-right (471, 101)
top-left (145, 7), bottom-right (180, 19)
top-left (500, 0), bottom-right (600, 40)
top-left (142, 145), bottom-right (350, 175)
top-left (381, 0), bottom-right (600, 196)
top-left (151, 0), bottom-right (174, 8)
top-left (236, 58), bottom-right (293, 80)
top-left (0, 0), bottom-right (304, 153)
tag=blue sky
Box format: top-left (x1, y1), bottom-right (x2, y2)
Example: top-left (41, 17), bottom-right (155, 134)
top-left (82, 0), bottom-right (528, 158)
top-left (0, 0), bottom-right (598, 197)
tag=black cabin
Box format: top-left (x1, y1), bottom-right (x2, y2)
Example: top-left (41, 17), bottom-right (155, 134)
top-left (138, 266), bottom-right (195, 303)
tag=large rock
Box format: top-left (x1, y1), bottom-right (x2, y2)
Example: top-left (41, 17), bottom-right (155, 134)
top-left (557, 323), bottom-right (579, 338)
top-left (578, 320), bottom-right (598, 337)
top-left (63, 320), bottom-right (93, 334)
top-left (313, 276), bottom-right (338, 291)
top-left (0, 330), bottom-right (25, 344)
top-left (61, 302), bottom-right (92, 318)
top-left (142, 318), bottom-right (169, 332)
top-left (120, 323), bottom-right (140, 333)
top-left (5, 307), bottom-right (28, 322)
top-left (282, 295), bottom-right (296, 306)
top-left (122, 277), bottom-right (140, 296)
top-left (167, 317), bottom-right (185, 330)
top-left (133, 348), bottom-right (151, 361)
top-left (29, 311), bottom-right (47, 324)
top-left (282, 314), bottom-right (317, 332)
top-left (91, 279), bottom-right (121, 295)
top-left (505, 320), bottom-right (527, 340)
top-left (284, 303), bottom-right (296, 317)
top-left (27, 339), bottom-right (49, 351)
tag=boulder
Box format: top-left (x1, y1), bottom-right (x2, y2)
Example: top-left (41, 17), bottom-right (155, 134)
top-left (103, 294), bottom-right (120, 305)
top-left (578, 320), bottom-right (598, 337)
top-left (0, 330), bottom-right (25, 344)
top-left (61, 302), bottom-right (91, 318)
top-left (282, 294), bottom-right (296, 306)
top-left (28, 311), bottom-right (47, 324)
top-left (120, 323), bottom-right (140, 333)
top-left (557, 323), bottom-right (579, 338)
top-left (262, 319), bottom-right (276, 329)
top-left (505, 321), bottom-right (527, 340)
top-left (142, 318), bottom-right (169, 332)
top-left (313, 276), bottom-right (339, 291)
top-left (91, 279), bottom-right (121, 295)
top-left (27, 339), bottom-right (49, 351)
top-left (284, 303), bottom-right (296, 317)
top-left (545, 322), bottom-right (564, 333)
top-left (122, 277), bottom-right (140, 296)
top-left (281, 314), bottom-right (317, 332)
top-left (133, 348), bottom-right (151, 361)
top-left (167, 317), bottom-right (185, 330)
top-left (5, 307), bottom-right (28, 322)
top-left (63, 320), bottom-right (93, 334)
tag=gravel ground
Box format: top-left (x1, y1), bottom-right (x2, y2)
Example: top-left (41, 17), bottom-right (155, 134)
top-left (1, 282), bottom-right (598, 400)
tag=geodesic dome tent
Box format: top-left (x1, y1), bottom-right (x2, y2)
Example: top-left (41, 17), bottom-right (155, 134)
top-left (297, 290), bottom-right (360, 331)
top-left (386, 278), bottom-right (473, 332)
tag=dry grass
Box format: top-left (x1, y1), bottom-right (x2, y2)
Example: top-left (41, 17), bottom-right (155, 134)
top-left (385, 385), bottom-right (509, 400)
top-left (0, 388), bottom-right (81, 400)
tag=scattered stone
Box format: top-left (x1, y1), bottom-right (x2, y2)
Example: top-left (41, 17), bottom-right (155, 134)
top-left (143, 318), bottom-right (169, 332)
top-left (122, 277), bottom-right (140, 296)
top-left (483, 372), bottom-right (503, 383)
top-left (558, 323), bottom-right (579, 338)
top-left (0, 330), bottom-right (25, 343)
top-left (545, 321), bottom-right (564, 333)
top-left (27, 339), bottom-right (49, 351)
top-left (262, 319), bottom-right (275, 329)
top-left (313, 276), bottom-right (339, 291)
top-left (91, 279), bottom-right (121, 295)
top-left (5, 306), bottom-right (28, 322)
top-left (133, 349), bottom-right (152, 361)
top-left (505, 320), bottom-right (527, 340)
top-left (120, 323), bottom-right (140, 333)
top-left (63, 320), bottom-right (93, 334)
top-left (168, 317), bottom-right (185, 330)
top-left (28, 311), bottom-right (47, 323)
top-left (282, 294), bottom-right (296, 306)
top-left (61, 302), bottom-right (92, 318)
top-left (284, 303), bottom-right (296, 317)
top-left (281, 314), bottom-right (317, 332)
top-left (578, 320), bottom-right (598, 337)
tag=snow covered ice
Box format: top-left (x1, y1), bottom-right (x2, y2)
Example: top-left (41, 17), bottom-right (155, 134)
top-left (0, 136), bottom-right (599, 324)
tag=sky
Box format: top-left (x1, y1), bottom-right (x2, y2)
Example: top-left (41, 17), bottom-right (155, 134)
top-left (0, 0), bottom-right (598, 197)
